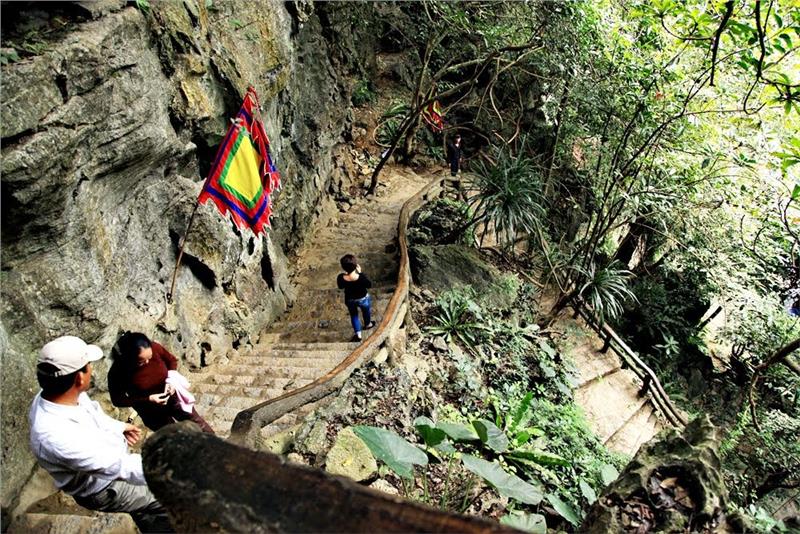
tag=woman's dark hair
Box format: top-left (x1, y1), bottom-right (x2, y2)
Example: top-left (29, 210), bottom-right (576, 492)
top-left (340, 254), bottom-right (358, 274)
top-left (37, 363), bottom-right (87, 397)
top-left (114, 332), bottom-right (152, 367)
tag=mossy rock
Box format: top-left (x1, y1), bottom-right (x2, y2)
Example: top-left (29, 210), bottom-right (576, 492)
top-left (410, 245), bottom-right (518, 310)
top-left (324, 427), bottom-right (377, 482)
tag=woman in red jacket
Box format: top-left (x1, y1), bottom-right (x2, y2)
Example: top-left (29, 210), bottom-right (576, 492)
top-left (108, 332), bottom-right (214, 434)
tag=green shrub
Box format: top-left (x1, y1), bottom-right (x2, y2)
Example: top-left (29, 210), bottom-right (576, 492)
top-left (351, 79), bottom-right (376, 106)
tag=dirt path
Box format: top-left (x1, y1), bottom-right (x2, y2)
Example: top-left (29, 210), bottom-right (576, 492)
top-left (557, 314), bottom-right (664, 456)
top-left (190, 166), bottom-right (432, 438)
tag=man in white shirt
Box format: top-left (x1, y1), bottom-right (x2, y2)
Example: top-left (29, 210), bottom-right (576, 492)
top-left (29, 336), bottom-right (172, 532)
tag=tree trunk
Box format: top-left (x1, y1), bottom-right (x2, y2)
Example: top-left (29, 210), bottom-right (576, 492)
top-left (401, 113), bottom-right (422, 164)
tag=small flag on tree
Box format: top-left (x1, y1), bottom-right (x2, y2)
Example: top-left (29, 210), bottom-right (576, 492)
top-left (198, 86), bottom-right (280, 236)
top-left (421, 101), bottom-right (444, 132)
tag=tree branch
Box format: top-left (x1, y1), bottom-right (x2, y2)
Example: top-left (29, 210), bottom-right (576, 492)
top-left (709, 1), bottom-right (735, 87)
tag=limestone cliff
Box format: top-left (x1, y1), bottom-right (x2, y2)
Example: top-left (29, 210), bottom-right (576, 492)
top-left (0, 0), bottom-right (383, 511)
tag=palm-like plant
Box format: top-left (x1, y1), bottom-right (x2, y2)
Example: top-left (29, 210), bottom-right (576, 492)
top-left (427, 291), bottom-right (487, 347)
top-left (575, 261), bottom-right (637, 324)
top-left (466, 147), bottom-right (546, 249)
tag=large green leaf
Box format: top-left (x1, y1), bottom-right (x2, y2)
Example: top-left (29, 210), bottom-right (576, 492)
top-left (500, 513), bottom-right (546, 534)
top-left (472, 419), bottom-right (509, 452)
top-left (352, 426), bottom-right (428, 480)
top-left (600, 463), bottom-right (620, 486)
top-left (461, 455), bottom-right (542, 505)
top-left (579, 480), bottom-right (597, 504)
top-left (506, 449), bottom-right (570, 467)
top-left (437, 422), bottom-right (480, 441)
top-left (507, 392), bottom-right (534, 433)
top-left (413, 416), bottom-right (446, 447)
top-left (546, 493), bottom-right (581, 526)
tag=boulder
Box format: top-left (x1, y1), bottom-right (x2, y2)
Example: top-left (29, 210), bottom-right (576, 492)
top-left (410, 245), bottom-right (498, 296)
top-left (324, 427), bottom-right (378, 482)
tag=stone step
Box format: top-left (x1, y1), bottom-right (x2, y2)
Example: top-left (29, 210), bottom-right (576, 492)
top-left (265, 316), bottom-right (384, 335)
top-left (604, 401), bottom-right (656, 456)
top-left (196, 393), bottom-right (267, 411)
top-left (281, 295), bottom-right (393, 322)
top-left (193, 382), bottom-right (287, 399)
top-left (269, 325), bottom-right (380, 344)
top-left (10, 512), bottom-right (136, 533)
top-left (574, 368), bottom-right (646, 443)
top-left (567, 337), bottom-right (623, 387)
top-left (272, 341), bottom-right (361, 352)
top-left (192, 373), bottom-right (312, 390)
top-left (576, 359), bottom-right (623, 389)
top-left (289, 285), bottom-right (396, 299)
top-left (204, 363), bottom-right (330, 381)
top-left (223, 353), bottom-right (348, 368)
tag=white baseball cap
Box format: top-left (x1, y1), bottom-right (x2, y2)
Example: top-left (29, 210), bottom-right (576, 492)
top-left (38, 336), bottom-right (104, 376)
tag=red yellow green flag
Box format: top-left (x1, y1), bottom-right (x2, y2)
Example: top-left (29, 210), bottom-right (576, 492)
top-left (421, 101), bottom-right (444, 132)
top-left (198, 87), bottom-right (280, 236)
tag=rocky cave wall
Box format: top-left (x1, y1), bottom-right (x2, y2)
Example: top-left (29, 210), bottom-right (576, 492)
top-left (0, 0), bottom-right (385, 510)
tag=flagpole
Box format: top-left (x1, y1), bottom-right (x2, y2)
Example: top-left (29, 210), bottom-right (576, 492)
top-left (167, 202), bottom-right (200, 303)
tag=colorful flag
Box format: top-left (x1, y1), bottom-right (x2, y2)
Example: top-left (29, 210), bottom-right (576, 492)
top-left (421, 101), bottom-right (444, 132)
top-left (198, 87), bottom-right (280, 236)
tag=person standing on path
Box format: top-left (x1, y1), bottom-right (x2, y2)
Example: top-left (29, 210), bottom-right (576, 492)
top-left (108, 332), bottom-right (214, 434)
top-left (447, 134), bottom-right (463, 177)
top-left (29, 335), bottom-right (173, 533)
top-left (337, 254), bottom-right (376, 342)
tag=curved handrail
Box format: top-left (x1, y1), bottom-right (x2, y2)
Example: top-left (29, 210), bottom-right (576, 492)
top-left (574, 304), bottom-right (687, 428)
top-left (229, 173), bottom-right (450, 447)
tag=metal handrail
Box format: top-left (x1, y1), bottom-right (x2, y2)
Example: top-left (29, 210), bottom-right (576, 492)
top-left (228, 174), bottom-right (450, 447)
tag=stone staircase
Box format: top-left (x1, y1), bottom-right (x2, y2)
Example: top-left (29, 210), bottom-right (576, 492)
top-left (189, 168), bottom-right (430, 439)
top-left (560, 314), bottom-right (664, 456)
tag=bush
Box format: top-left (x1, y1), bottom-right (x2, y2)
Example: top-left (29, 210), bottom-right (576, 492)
top-left (351, 79), bottom-right (376, 106)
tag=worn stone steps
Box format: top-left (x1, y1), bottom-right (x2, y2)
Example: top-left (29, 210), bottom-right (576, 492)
top-left (268, 325), bottom-right (380, 344)
top-left (605, 403), bottom-right (659, 454)
top-left (558, 313), bottom-right (666, 457)
top-left (193, 372), bottom-right (309, 390)
top-left (575, 369), bottom-right (648, 443)
top-left (264, 315), bottom-right (385, 335)
top-left (272, 341), bottom-right (361, 352)
top-left (280, 296), bottom-right (393, 323)
top-left (193, 382), bottom-right (293, 399)
top-left (569, 341), bottom-right (623, 388)
top-left (186, 167), bottom-right (431, 441)
top-left (224, 353), bottom-right (348, 368)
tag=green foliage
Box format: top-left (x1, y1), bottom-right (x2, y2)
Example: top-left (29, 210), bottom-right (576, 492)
top-left (427, 288), bottom-right (487, 346)
top-left (134, 0), bottom-right (150, 13)
top-left (354, 389), bottom-right (624, 528)
top-left (352, 425), bottom-right (428, 480)
top-left (408, 197), bottom-right (471, 246)
top-left (351, 79), bottom-right (376, 106)
top-left (614, 264), bottom-right (713, 370)
top-left (461, 455), bottom-right (543, 505)
top-left (467, 145), bottom-right (546, 249)
top-left (575, 261), bottom-right (637, 324)
top-left (499, 512), bottom-right (546, 534)
top-left (376, 118), bottom-right (401, 147)
top-left (723, 294), bottom-right (800, 368)
top-left (546, 493), bottom-right (580, 526)
top-left (0, 49), bottom-right (20, 65)
top-left (722, 405), bottom-right (800, 506)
